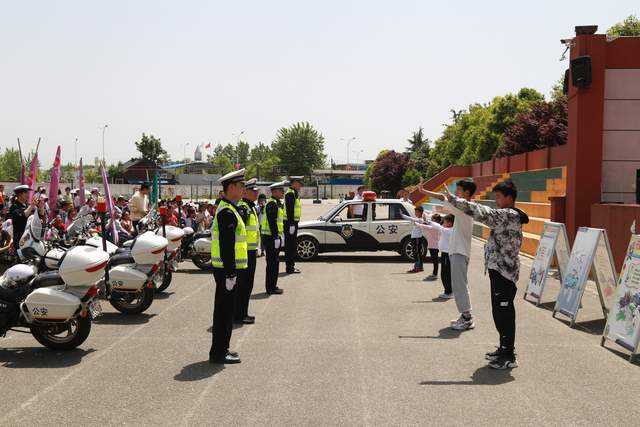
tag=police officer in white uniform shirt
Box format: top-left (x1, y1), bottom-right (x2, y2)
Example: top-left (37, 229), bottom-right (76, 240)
top-left (209, 169), bottom-right (247, 364)
top-left (284, 176), bottom-right (303, 274)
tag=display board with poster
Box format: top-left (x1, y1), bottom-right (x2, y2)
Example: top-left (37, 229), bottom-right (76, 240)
top-left (524, 222), bottom-right (570, 305)
top-left (602, 235), bottom-right (640, 362)
top-left (553, 227), bottom-right (617, 327)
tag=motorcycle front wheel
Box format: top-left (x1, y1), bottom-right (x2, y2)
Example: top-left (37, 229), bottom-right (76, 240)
top-left (110, 287), bottom-right (154, 315)
top-left (30, 316), bottom-right (92, 351)
top-left (191, 254), bottom-right (213, 271)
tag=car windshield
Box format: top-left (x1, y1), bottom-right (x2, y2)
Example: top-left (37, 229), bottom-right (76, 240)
top-left (318, 203), bottom-right (344, 221)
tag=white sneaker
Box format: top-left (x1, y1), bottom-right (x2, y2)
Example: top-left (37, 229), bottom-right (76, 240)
top-left (438, 293), bottom-right (454, 300)
top-left (451, 315), bottom-right (475, 331)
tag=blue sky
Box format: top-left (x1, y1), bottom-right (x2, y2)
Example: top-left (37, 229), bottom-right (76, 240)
top-left (1, 1), bottom-right (637, 167)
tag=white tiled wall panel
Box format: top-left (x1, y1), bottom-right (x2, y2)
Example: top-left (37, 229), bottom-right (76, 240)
top-left (602, 130), bottom-right (640, 160)
top-left (605, 69), bottom-right (640, 100)
top-left (603, 100), bottom-right (640, 130)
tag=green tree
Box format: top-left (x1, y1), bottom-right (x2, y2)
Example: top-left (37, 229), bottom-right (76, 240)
top-left (406, 127), bottom-right (429, 154)
top-left (0, 148), bottom-right (22, 181)
top-left (401, 168), bottom-right (421, 188)
top-left (135, 133), bottom-right (169, 164)
top-left (108, 161), bottom-right (126, 183)
top-left (271, 122), bottom-right (326, 176)
top-left (607, 15), bottom-right (640, 36)
top-left (246, 142), bottom-right (280, 181)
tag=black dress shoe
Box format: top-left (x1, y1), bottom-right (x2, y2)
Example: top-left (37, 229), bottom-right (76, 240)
top-left (267, 288), bottom-right (284, 295)
top-left (227, 350), bottom-right (239, 357)
top-left (210, 353), bottom-right (241, 364)
top-left (242, 316), bottom-right (255, 324)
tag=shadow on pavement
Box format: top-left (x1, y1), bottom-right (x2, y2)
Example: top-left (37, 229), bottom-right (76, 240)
top-left (554, 317), bottom-right (606, 335)
top-left (304, 255), bottom-right (406, 264)
top-left (412, 297), bottom-right (450, 303)
top-left (94, 312), bottom-right (157, 325)
top-left (399, 327), bottom-right (462, 340)
top-left (182, 269), bottom-right (213, 275)
top-left (419, 366), bottom-right (515, 386)
top-left (250, 292), bottom-right (270, 300)
top-left (154, 291), bottom-right (176, 300)
top-left (174, 360), bottom-right (224, 381)
top-left (601, 345), bottom-right (640, 367)
top-left (0, 347), bottom-right (96, 369)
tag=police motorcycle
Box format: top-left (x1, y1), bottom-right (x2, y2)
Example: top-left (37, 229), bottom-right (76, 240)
top-left (0, 244), bottom-right (108, 351)
top-left (23, 205), bottom-right (167, 315)
top-left (133, 206), bottom-right (185, 292)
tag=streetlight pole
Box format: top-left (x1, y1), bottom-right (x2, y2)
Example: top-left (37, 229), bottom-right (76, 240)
top-left (101, 124), bottom-right (109, 162)
top-left (232, 131), bottom-right (245, 168)
top-left (183, 142), bottom-right (191, 162)
top-left (341, 137), bottom-right (356, 170)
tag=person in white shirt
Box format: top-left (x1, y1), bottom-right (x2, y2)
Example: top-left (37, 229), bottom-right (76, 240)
top-left (415, 214), bottom-right (454, 299)
top-left (350, 186), bottom-right (366, 219)
top-left (407, 205), bottom-right (425, 273)
top-left (419, 179), bottom-right (477, 331)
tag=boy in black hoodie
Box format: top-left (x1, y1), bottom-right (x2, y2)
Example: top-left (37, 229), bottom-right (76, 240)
top-left (425, 179), bottom-right (528, 369)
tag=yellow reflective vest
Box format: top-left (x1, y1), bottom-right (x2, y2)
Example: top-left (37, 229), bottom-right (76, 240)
top-left (285, 188), bottom-right (302, 221)
top-left (238, 199), bottom-right (259, 251)
top-left (260, 198), bottom-right (284, 236)
top-left (211, 200), bottom-right (248, 269)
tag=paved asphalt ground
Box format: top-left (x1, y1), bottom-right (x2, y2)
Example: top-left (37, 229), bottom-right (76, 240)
top-left (1, 200), bottom-right (639, 426)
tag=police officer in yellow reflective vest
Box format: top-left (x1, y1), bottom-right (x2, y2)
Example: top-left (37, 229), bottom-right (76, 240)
top-left (234, 178), bottom-right (259, 324)
top-left (284, 176), bottom-right (303, 274)
top-left (209, 169), bottom-right (247, 365)
top-left (261, 181), bottom-right (285, 295)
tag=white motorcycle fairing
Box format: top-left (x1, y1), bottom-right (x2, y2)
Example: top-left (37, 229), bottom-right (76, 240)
top-left (155, 226), bottom-right (185, 251)
top-left (59, 246), bottom-right (110, 287)
top-left (194, 237), bottom-right (211, 255)
top-left (84, 235), bottom-right (119, 255)
top-left (109, 265), bottom-right (148, 291)
top-left (22, 288), bottom-right (82, 322)
top-left (130, 232), bottom-right (168, 265)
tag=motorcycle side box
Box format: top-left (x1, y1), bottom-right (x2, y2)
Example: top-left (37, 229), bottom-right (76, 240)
top-left (44, 247), bottom-right (66, 270)
top-left (194, 237), bottom-right (211, 254)
top-left (156, 226), bottom-right (185, 251)
top-left (22, 288), bottom-right (81, 321)
top-left (84, 236), bottom-right (119, 255)
top-left (59, 246), bottom-right (109, 287)
top-left (108, 265), bottom-right (147, 291)
top-left (131, 232), bottom-right (168, 265)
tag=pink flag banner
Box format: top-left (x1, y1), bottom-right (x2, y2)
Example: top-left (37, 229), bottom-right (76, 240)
top-left (78, 158), bottom-right (86, 205)
top-left (101, 163), bottom-right (118, 244)
top-left (27, 153), bottom-right (39, 204)
top-left (48, 146), bottom-right (62, 221)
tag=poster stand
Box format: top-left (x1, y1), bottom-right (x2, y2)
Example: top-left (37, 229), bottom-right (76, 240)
top-left (524, 222), bottom-right (570, 305)
top-left (601, 234), bottom-right (640, 363)
top-left (552, 227), bottom-right (618, 328)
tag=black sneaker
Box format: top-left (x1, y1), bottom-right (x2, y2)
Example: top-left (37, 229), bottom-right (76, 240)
top-left (485, 346), bottom-right (504, 361)
top-left (488, 354), bottom-right (518, 370)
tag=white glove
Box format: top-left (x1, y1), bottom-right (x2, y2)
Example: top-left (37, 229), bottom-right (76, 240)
top-left (274, 238), bottom-right (281, 249)
top-left (289, 225), bottom-right (295, 234)
top-left (225, 276), bottom-right (236, 291)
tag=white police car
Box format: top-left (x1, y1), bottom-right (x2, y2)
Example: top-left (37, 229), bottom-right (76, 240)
top-left (295, 192), bottom-right (424, 261)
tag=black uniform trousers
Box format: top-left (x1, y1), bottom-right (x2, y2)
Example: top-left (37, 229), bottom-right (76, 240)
top-left (234, 250), bottom-right (257, 320)
top-left (488, 269), bottom-right (517, 352)
top-left (210, 267), bottom-right (237, 359)
top-left (284, 220), bottom-right (298, 273)
top-left (440, 252), bottom-right (452, 294)
top-left (262, 235), bottom-right (280, 293)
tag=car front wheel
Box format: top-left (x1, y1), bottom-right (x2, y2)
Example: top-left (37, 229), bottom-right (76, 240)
top-left (296, 236), bottom-right (319, 261)
top-left (401, 237), bottom-right (426, 261)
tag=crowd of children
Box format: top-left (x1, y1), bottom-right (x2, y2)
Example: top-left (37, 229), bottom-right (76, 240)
top-left (408, 178), bottom-right (528, 370)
